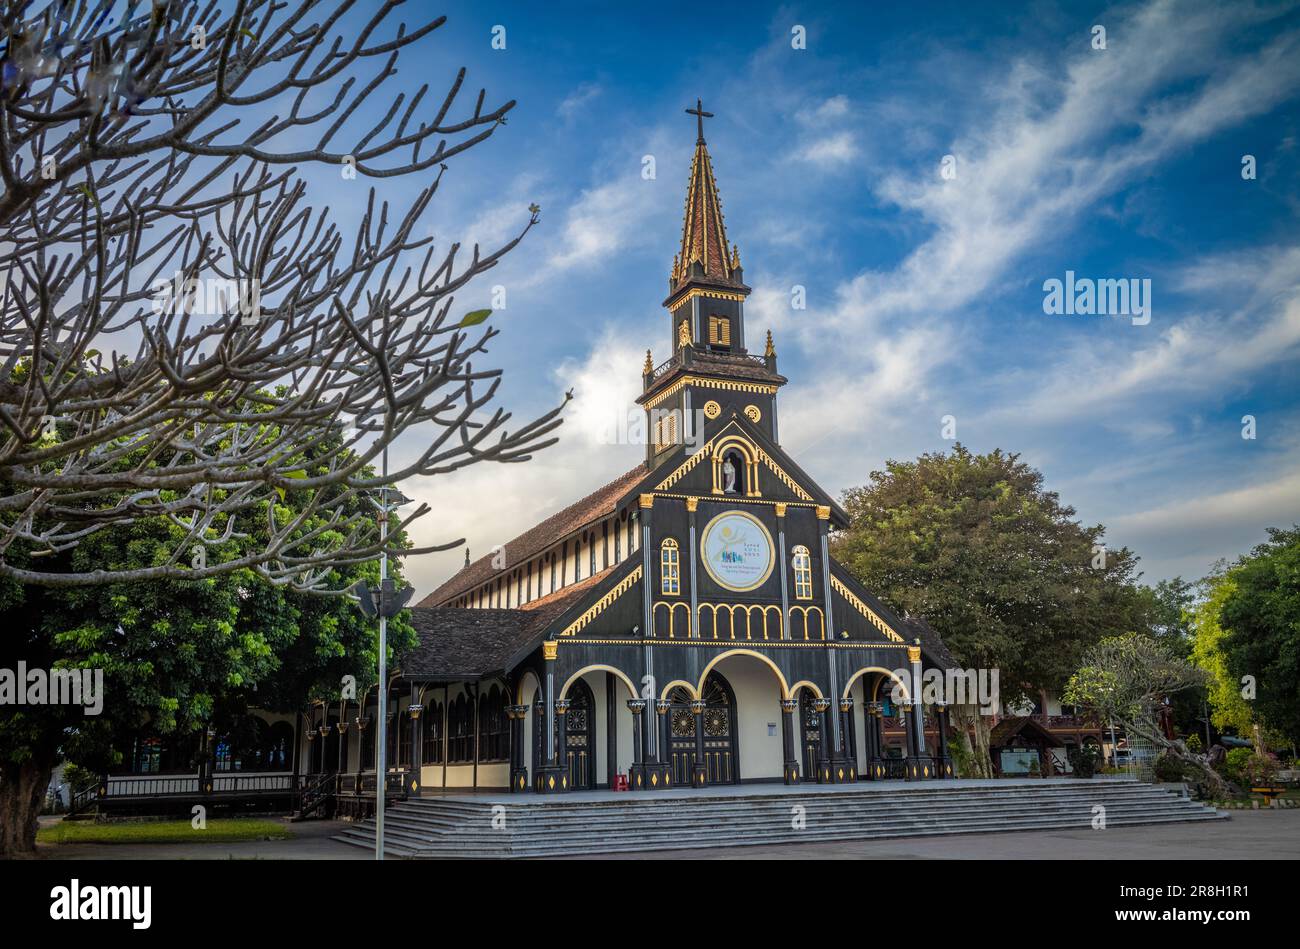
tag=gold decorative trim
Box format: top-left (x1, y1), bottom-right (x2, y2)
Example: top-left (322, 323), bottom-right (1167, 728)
top-left (703, 399), bottom-right (721, 419)
top-left (542, 641), bottom-right (558, 660)
top-left (654, 492), bottom-right (818, 510)
top-left (830, 576), bottom-right (904, 643)
top-left (788, 604), bottom-right (826, 641)
top-left (559, 566), bottom-right (643, 637)
top-left (653, 600), bottom-right (693, 638)
top-left (685, 497), bottom-right (699, 513)
top-left (667, 287), bottom-right (747, 311)
top-left (652, 424), bottom-right (812, 502)
top-left (696, 602), bottom-right (784, 641)
top-left (815, 505), bottom-right (831, 520)
top-left (907, 645), bottom-right (922, 664)
top-left (774, 503), bottom-right (787, 518)
top-left (756, 448), bottom-right (813, 501)
top-left (743, 404), bottom-right (762, 423)
top-left (639, 493), bottom-right (655, 510)
top-left (644, 376), bottom-right (779, 412)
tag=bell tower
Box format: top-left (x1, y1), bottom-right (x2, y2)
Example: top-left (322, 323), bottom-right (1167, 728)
top-left (638, 100), bottom-right (786, 466)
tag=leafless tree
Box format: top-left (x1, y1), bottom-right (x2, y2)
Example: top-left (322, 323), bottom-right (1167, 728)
top-left (0, 0), bottom-right (566, 589)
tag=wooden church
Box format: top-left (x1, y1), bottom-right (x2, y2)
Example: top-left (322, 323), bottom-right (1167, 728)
top-left (405, 103), bottom-right (958, 794)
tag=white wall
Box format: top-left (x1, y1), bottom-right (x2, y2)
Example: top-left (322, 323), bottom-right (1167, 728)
top-left (712, 655), bottom-right (785, 780)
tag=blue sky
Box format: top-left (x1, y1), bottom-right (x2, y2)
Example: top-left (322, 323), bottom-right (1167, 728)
top-left (342, 0), bottom-right (1300, 596)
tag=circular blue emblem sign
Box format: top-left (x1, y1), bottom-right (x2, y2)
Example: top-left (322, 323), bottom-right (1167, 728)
top-left (699, 510), bottom-right (775, 592)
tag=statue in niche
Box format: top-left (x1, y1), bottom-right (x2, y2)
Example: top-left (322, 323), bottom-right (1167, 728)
top-left (678, 320), bottom-right (691, 348)
top-left (722, 454), bottom-right (738, 494)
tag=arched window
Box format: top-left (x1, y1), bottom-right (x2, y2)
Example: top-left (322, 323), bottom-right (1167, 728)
top-left (423, 701), bottom-right (443, 764)
top-left (792, 545), bottom-right (813, 600)
top-left (661, 538), bottom-right (680, 595)
top-left (449, 694), bottom-right (471, 763)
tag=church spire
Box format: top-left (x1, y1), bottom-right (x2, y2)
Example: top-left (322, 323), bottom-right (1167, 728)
top-left (673, 99), bottom-right (741, 292)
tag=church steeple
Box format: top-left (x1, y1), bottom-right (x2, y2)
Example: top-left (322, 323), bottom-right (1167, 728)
top-left (637, 100), bottom-right (786, 465)
top-left (670, 99), bottom-right (743, 293)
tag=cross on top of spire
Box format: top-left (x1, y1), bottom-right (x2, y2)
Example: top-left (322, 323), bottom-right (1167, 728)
top-left (686, 98), bottom-right (713, 143)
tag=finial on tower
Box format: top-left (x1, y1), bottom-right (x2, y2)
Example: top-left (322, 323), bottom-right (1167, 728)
top-left (764, 330), bottom-right (775, 358)
top-left (643, 349), bottom-right (653, 374)
top-left (685, 98), bottom-right (713, 144)
top-left (463, 548), bottom-right (471, 568)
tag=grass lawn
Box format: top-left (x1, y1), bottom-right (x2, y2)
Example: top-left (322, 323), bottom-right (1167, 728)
top-left (39, 818), bottom-right (293, 846)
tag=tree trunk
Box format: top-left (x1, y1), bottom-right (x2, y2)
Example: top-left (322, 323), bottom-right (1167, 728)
top-left (0, 758), bottom-right (52, 856)
top-left (1126, 718), bottom-right (1231, 798)
top-left (954, 705), bottom-right (994, 778)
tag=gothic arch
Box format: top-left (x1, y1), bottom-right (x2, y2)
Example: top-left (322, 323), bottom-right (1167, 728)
top-left (659, 678), bottom-right (699, 701)
top-left (514, 669), bottom-right (542, 705)
top-left (788, 679), bottom-right (824, 700)
top-left (559, 664), bottom-right (638, 701)
top-left (710, 434), bottom-right (760, 497)
top-left (696, 648), bottom-right (790, 700)
top-left (842, 665), bottom-right (911, 702)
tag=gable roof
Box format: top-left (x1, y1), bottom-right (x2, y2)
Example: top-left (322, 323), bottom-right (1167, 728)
top-left (418, 463), bottom-right (648, 608)
top-left (989, 716), bottom-right (1059, 747)
top-left (625, 413), bottom-right (847, 523)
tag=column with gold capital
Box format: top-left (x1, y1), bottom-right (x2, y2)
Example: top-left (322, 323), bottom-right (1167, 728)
top-left (780, 698), bottom-right (800, 785)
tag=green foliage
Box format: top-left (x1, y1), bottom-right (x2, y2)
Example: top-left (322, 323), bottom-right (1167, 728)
top-left (1190, 569), bottom-right (1256, 737)
top-left (1184, 733), bottom-right (1203, 754)
top-left (1220, 747), bottom-right (1253, 786)
top-left (1064, 633), bottom-right (1207, 729)
top-left (1, 422), bottom-right (415, 784)
top-left (1068, 744), bottom-right (1101, 778)
top-left (1242, 752), bottom-right (1281, 788)
top-left (38, 818), bottom-right (291, 845)
top-left (1218, 527), bottom-right (1300, 750)
top-left (833, 444), bottom-right (1154, 703)
top-left (1153, 753), bottom-right (1188, 783)
top-left (945, 728), bottom-right (975, 777)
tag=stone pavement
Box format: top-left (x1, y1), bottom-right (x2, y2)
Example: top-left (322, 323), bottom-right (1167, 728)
top-left (31, 808), bottom-right (1300, 860)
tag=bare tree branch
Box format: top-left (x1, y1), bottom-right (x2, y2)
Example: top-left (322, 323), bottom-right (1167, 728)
top-left (0, 0), bottom-right (566, 589)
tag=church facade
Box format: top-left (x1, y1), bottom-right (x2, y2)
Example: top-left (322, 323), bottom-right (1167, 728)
top-left (402, 105), bottom-right (960, 795)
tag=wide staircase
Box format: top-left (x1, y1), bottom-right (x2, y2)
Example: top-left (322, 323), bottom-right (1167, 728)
top-left (334, 779), bottom-right (1224, 858)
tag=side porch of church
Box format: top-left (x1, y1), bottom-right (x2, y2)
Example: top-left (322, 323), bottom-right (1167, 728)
top-left (396, 632), bottom-right (956, 796)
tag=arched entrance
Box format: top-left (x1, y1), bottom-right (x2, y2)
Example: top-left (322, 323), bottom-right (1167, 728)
top-left (797, 687), bottom-right (822, 779)
top-left (667, 672), bottom-right (738, 785)
top-left (564, 679), bottom-right (596, 790)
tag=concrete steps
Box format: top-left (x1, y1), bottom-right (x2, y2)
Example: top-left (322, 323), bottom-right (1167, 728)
top-left (334, 779), bottom-right (1225, 858)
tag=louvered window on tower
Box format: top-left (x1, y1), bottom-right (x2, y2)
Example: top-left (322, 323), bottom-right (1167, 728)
top-left (654, 413), bottom-right (679, 451)
top-left (708, 316), bottom-right (730, 346)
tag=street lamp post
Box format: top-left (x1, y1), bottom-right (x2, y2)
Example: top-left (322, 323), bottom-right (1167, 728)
top-left (353, 483), bottom-right (414, 861)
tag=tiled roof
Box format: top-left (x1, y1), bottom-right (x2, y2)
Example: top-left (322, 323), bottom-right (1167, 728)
top-left (402, 567), bottom-right (619, 680)
top-left (401, 608), bottom-right (542, 680)
top-left (417, 464), bottom-right (647, 608)
top-left (989, 715), bottom-right (1059, 747)
top-left (671, 133), bottom-right (741, 292)
top-left (897, 615), bottom-right (960, 671)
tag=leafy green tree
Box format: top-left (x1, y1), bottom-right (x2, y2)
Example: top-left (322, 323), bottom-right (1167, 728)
top-left (1063, 633), bottom-right (1228, 796)
top-left (833, 444), bottom-right (1153, 776)
top-left (0, 454), bottom-right (413, 856)
top-left (1190, 568), bottom-right (1257, 741)
top-left (1218, 527), bottom-right (1300, 752)
top-left (1138, 577), bottom-right (1206, 737)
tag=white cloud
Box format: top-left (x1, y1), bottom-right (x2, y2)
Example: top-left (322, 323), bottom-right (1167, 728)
top-left (403, 327), bottom-right (649, 595)
top-left (557, 82), bottom-right (602, 123)
top-left (793, 131), bottom-right (857, 166)
top-left (815, 3), bottom-right (1300, 340)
